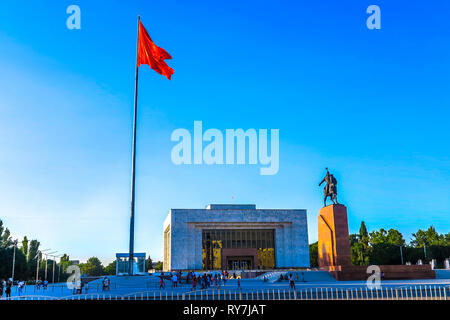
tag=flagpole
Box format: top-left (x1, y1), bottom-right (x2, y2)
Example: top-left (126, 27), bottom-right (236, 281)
top-left (129, 15), bottom-right (140, 276)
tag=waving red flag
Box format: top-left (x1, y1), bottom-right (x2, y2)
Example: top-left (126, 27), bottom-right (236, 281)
top-left (137, 20), bottom-right (174, 80)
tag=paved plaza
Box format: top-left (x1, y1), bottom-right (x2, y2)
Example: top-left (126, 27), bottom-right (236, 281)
top-left (4, 270), bottom-right (450, 300)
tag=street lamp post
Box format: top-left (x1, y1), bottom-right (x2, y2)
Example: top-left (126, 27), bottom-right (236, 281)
top-left (45, 255), bottom-right (48, 280)
top-left (50, 253), bottom-right (59, 284)
top-left (11, 240), bottom-right (18, 282)
top-left (35, 249), bottom-right (51, 284)
top-left (44, 251), bottom-right (58, 281)
top-left (399, 245), bottom-right (404, 265)
top-left (55, 254), bottom-right (63, 283)
top-left (52, 257), bottom-right (56, 283)
top-left (424, 244), bottom-right (427, 261)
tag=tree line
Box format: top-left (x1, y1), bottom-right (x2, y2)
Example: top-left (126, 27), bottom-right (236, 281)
top-left (0, 219), bottom-right (74, 282)
top-left (0, 219), bottom-right (164, 280)
top-left (310, 222), bottom-right (450, 268)
top-left (76, 256), bottom-right (161, 276)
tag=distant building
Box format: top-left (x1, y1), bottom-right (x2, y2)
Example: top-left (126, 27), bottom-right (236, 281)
top-left (115, 253), bottom-right (146, 275)
top-left (163, 204), bottom-right (310, 271)
top-left (68, 260), bottom-right (80, 265)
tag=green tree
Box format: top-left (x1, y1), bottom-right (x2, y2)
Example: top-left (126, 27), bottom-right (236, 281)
top-left (154, 261), bottom-right (163, 270)
top-left (359, 221), bottom-right (368, 238)
top-left (21, 236), bottom-right (29, 260)
top-left (444, 233), bottom-right (450, 246)
top-left (369, 228), bottom-right (405, 246)
top-left (0, 222), bottom-right (12, 248)
top-left (80, 257), bottom-right (104, 276)
top-left (411, 226), bottom-right (443, 247)
top-left (309, 242), bottom-right (318, 267)
top-left (359, 221), bottom-right (370, 250)
top-left (104, 260), bottom-right (116, 275)
top-left (145, 256), bottom-right (153, 271)
top-left (350, 234), bottom-right (369, 266)
top-left (386, 229), bottom-right (406, 246)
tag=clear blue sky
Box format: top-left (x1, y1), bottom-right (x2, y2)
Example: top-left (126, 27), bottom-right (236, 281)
top-left (0, 0), bottom-right (449, 264)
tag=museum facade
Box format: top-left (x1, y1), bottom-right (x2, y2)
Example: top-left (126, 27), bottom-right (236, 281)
top-left (163, 204), bottom-right (310, 271)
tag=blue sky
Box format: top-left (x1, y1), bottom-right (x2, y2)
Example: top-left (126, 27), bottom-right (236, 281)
top-left (0, 0), bottom-right (449, 264)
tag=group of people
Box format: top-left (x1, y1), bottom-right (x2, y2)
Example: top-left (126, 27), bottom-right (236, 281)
top-left (0, 279), bottom-right (13, 298)
top-left (0, 279), bottom-right (29, 298)
top-left (159, 270), bottom-right (241, 290)
top-left (190, 272), bottom-right (229, 290)
top-left (70, 276), bottom-right (110, 294)
top-left (0, 278), bottom-right (55, 298)
top-left (35, 279), bottom-right (49, 290)
top-left (278, 272), bottom-right (306, 289)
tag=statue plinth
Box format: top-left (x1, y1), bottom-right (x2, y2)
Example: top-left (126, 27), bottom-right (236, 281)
top-left (318, 204), bottom-right (351, 269)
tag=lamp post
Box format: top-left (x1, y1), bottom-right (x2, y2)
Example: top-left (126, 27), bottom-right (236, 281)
top-left (44, 251), bottom-right (58, 281)
top-left (424, 244), bottom-right (427, 261)
top-left (399, 245), bottom-right (404, 265)
top-left (36, 249), bottom-right (51, 284)
top-left (50, 253), bottom-right (60, 284)
top-left (11, 240), bottom-right (18, 282)
top-left (55, 254), bottom-right (63, 283)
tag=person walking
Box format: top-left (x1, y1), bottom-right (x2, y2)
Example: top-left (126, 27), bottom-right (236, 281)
top-left (192, 275), bottom-right (197, 291)
top-left (237, 277), bottom-right (241, 290)
top-left (102, 277), bottom-right (110, 291)
top-left (5, 279), bottom-right (12, 298)
top-left (18, 280), bottom-right (26, 296)
top-left (76, 278), bottom-right (82, 294)
top-left (159, 275), bottom-right (165, 290)
top-left (171, 274), bottom-right (178, 288)
top-left (289, 274), bottom-right (295, 290)
top-left (43, 279), bottom-right (48, 290)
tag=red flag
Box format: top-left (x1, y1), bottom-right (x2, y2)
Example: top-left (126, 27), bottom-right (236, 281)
top-left (137, 20), bottom-right (174, 80)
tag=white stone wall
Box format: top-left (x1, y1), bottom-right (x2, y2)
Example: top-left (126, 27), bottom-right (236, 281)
top-left (163, 206), bottom-right (310, 270)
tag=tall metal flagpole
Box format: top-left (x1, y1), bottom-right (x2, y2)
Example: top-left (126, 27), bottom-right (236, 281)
top-left (129, 15), bottom-right (140, 276)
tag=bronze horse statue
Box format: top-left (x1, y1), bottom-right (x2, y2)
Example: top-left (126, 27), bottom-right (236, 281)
top-left (318, 168), bottom-right (338, 207)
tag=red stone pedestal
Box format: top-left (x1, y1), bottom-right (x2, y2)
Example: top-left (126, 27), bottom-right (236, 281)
top-left (318, 204), bottom-right (351, 269)
top-left (317, 204), bottom-right (435, 280)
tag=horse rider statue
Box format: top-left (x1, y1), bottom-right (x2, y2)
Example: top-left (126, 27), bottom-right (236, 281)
top-left (318, 168), bottom-right (338, 207)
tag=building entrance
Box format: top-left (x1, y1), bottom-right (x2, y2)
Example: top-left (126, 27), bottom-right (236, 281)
top-left (227, 256), bottom-right (253, 270)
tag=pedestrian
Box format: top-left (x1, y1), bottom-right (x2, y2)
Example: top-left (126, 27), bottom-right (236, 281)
top-left (172, 273), bottom-right (178, 288)
top-left (192, 275), bottom-right (197, 291)
top-left (102, 277), bottom-right (106, 291)
top-left (289, 274), bottom-right (295, 290)
top-left (5, 279), bottom-right (12, 298)
top-left (43, 279), bottom-right (48, 290)
top-left (0, 279), bottom-right (4, 298)
top-left (159, 275), bottom-right (165, 290)
top-left (18, 280), bottom-right (25, 296)
top-left (76, 278), bottom-right (82, 294)
top-left (237, 278), bottom-right (240, 290)
top-left (72, 279), bottom-right (77, 294)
